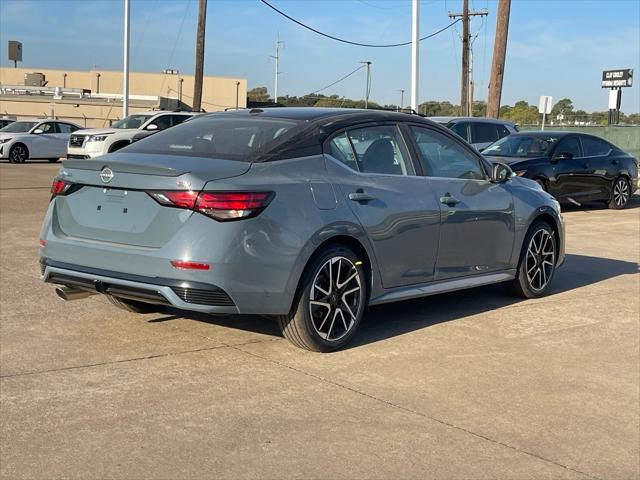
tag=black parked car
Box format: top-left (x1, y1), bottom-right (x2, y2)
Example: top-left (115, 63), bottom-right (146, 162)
top-left (483, 131), bottom-right (638, 209)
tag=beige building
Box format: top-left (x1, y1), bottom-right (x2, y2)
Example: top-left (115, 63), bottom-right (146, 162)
top-left (0, 67), bottom-right (247, 128)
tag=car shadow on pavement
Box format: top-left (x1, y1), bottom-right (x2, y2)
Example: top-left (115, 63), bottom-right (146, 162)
top-left (149, 253), bottom-right (637, 349)
top-left (561, 193), bottom-right (639, 212)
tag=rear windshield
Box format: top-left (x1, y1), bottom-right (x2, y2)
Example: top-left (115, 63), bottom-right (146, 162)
top-left (124, 115), bottom-right (300, 161)
top-left (0, 121), bottom-right (37, 133)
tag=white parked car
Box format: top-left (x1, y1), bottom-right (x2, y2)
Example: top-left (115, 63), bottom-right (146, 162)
top-left (0, 119), bottom-right (82, 163)
top-left (67, 111), bottom-right (195, 159)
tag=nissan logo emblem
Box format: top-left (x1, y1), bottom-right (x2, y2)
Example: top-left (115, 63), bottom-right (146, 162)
top-left (100, 167), bottom-right (114, 184)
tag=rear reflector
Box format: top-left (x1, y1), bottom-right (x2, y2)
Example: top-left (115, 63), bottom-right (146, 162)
top-left (148, 190), bottom-right (274, 221)
top-left (39, 239), bottom-right (46, 247)
top-left (170, 260), bottom-right (210, 270)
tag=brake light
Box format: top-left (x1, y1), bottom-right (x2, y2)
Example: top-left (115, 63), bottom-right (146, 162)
top-left (195, 192), bottom-right (273, 221)
top-left (148, 190), bottom-right (274, 221)
top-left (51, 177), bottom-right (72, 197)
top-left (148, 191), bottom-right (198, 209)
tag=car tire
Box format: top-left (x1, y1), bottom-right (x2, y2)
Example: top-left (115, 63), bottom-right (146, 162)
top-left (108, 141), bottom-right (129, 153)
top-left (48, 158), bottom-right (60, 163)
top-left (9, 144), bottom-right (28, 163)
top-left (106, 295), bottom-right (159, 314)
top-left (277, 245), bottom-right (367, 352)
top-left (608, 176), bottom-right (631, 209)
top-left (503, 220), bottom-right (557, 299)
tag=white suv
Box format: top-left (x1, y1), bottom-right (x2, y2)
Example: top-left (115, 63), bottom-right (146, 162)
top-left (67, 111), bottom-right (194, 159)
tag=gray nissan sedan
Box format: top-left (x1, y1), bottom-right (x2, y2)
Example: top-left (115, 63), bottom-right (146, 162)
top-left (40, 108), bottom-right (565, 351)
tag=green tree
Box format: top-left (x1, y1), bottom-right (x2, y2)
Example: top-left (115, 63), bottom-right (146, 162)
top-left (551, 98), bottom-right (574, 118)
top-left (247, 86), bottom-right (271, 103)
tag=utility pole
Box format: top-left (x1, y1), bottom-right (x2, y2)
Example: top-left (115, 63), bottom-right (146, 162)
top-left (397, 89), bottom-right (405, 111)
top-left (487, 0), bottom-right (511, 118)
top-left (449, 1), bottom-right (487, 116)
top-left (411, 0), bottom-right (419, 112)
top-left (360, 61), bottom-right (372, 108)
top-left (123, 0), bottom-right (130, 117)
top-left (270, 33), bottom-right (284, 103)
top-left (192, 0), bottom-right (207, 112)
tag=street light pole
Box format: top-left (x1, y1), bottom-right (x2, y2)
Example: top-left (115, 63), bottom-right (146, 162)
top-left (411, 0), bottom-right (419, 112)
top-left (397, 89), bottom-right (405, 111)
top-left (123, 0), bottom-right (130, 117)
top-left (235, 81), bottom-right (240, 110)
top-left (360, 61), bottom-right (371, 108)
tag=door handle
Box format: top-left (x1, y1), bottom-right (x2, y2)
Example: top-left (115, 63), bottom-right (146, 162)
top-left (612, 159), bottom-right (619, 165)
top-left (349, 191), bottom-right (376, 202)
top-left (440, 193), bottom-right (460, 206)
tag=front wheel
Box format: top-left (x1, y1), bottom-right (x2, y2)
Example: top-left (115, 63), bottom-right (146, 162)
top-left (504, 220), bottom-right (557, 299)
top-left (9, 144), bottom-right (28, 163)
top-left (277, 245), bottom-right (367, 352)
top-left (608, 177), bottom-right (631, 209)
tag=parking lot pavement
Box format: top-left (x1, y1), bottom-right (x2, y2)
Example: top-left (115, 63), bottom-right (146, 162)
top-left (1, 162), bottom-right (638, 479)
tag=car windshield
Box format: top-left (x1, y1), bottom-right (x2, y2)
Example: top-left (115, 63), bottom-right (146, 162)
top-left (483, 135), bottom-right (557, 157)
top-left (124, 115), bottom-right (300, 161)
top-left (111, 114), bottom-right (153, 129)
top-left (0, 121), bottom-right (38, 133)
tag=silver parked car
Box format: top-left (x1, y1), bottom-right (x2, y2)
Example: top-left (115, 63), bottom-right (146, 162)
top-left (430, 116), bottom-right (518, 151)
top-left (1, 119), bottom-right (81, 163)
top-left (40, 108), bottom-right (564, 351)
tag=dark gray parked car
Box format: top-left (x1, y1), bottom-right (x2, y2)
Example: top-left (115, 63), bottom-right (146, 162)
top-left (430, 116), bottom-right (519, 151)
top-left (40, 108), bottom-right (564, 351)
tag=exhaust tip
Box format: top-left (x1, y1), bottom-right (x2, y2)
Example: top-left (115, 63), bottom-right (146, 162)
top-left (55, 286), bottom-right (95, 301)
top-left (55, 286), bottom-right (70, 301)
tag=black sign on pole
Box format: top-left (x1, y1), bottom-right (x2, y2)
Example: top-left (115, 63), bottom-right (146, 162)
top-left (601, 69), bottom-right (633, 88)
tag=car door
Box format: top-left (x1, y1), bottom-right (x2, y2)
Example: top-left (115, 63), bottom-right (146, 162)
top-left (470, 122), bottom-right (500, 151)
top-left (406, 125), bottom-right (515, 280)
top-left (29, 122), bottom-right (58, 158)
top-left (548, 135), bottom-right (591, 200)
top-left (324, 124), bottom-right (441, 288)
top-left (52, 123), bottom-right (77, 157)
top-left (579, 135), bottom-right (617, 199)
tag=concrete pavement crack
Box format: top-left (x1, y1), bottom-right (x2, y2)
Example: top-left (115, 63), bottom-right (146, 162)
top-left (232, 344), bottom-right (603, 480)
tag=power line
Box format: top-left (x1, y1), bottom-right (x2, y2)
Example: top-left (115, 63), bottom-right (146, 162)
top-left (260, 0), bottom-right (461, 48)
top-left (309, 65), bottom-right (366, 95)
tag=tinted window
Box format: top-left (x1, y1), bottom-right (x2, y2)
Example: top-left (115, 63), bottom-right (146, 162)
top-left (37, 123), bottom-right (55, 134)
top-left (171, 115), bottom-right (190, 127)
top-left (483, 135), bottom-right (556, 158)
top-left (150, 115), bottom-right (172, 130)
top-left (56, 123), bottom-right (77, 134)
top-left (581, 136), bottom-right (611, 157)
top-left (450, 122), bottom-right (469, 142)
top-left (555, 136), bottom-right (582, 158)
top-left (112, 114), bottom-right (152, 129)
top-left (410, 126), bottom-right (486, 180)
top-left (497, 124), bottom-right (511, 138)
top-left (346, 125), bottom-right (414, 176)
top-left (125, 116), bottom-right (299, 161)
top-left (472, 123), bottom-right (499, 144)
top-left (327, 132), bottom-right (358, 171)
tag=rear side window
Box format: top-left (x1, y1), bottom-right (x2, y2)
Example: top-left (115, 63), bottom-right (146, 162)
top-left (327, 132), bottom-right (358, 171)
top-left (171, 115), bottom-right (190, 127)
top-left (450, 122), bottom-right (469, 142)
top-left (496, 124), bottom-right (511, 138)
top-left (581, 136), bottom-right (611, 157)
top-left (555, 136), bottom-right (582, 158)
top-left (472, 123), bottom-right (499, 144)
top-left (346, 125), bottom-right (414, 176)
top-left (125, 115), bottom-right (300, 161)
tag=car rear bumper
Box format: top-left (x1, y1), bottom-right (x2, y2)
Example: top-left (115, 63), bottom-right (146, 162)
top-left (41, 258), bottom-right (240, 314)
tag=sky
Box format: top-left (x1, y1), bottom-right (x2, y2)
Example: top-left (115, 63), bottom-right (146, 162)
top-left (1, 0), bottom-right (639, 112)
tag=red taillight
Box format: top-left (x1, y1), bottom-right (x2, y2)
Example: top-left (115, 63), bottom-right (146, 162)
top-left (148, 191), bottom-right (198, 209)
top-left (51, 177), bottom-right (71, 197)
top-left (148, 190), bottom-right (273, 221)
top-left (170, 260), bottom-right (210, 270)
top-left (195, 192), bottom-right (273, 221)
top-left (39, 239), bottom-right (46, 247)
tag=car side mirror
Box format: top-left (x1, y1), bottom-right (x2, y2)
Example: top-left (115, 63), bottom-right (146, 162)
top-left (552, 151), bottom-right (573, 162)
top-left (32, 128), bottom-right (43, 134)
top-left (145, 123), bottom-right (158, 131)
top-left (491, 162), bottom-right (513, 183)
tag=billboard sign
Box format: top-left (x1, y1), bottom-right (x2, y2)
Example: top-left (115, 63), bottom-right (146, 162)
top-left (601, 69), bottom-right (633, 88)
